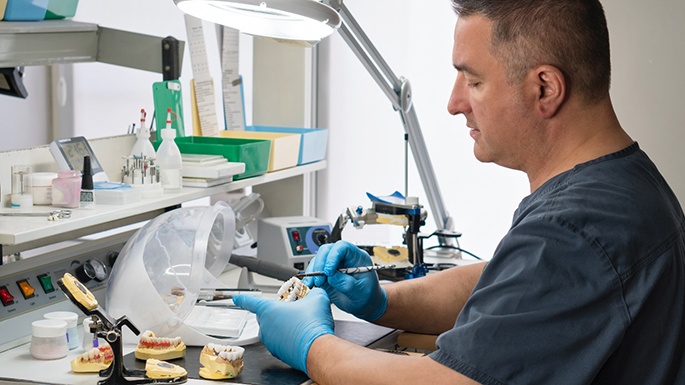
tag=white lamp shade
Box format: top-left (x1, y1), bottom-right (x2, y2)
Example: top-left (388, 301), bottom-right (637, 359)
top-left (174, 0), bottom-right (341, 43)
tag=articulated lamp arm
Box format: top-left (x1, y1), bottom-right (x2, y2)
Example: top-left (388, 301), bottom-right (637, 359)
top-left (326, 0), bottom-right (455, 240)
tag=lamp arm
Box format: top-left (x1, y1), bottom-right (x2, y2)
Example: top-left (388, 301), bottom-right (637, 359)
top-left (327, 0), bottom-right (455, 240)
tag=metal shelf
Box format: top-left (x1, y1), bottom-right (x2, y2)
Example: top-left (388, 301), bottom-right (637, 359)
top-left (0, 160), bottom-right (325, 255)
top-left (0, 20), bottom-right (183, 74)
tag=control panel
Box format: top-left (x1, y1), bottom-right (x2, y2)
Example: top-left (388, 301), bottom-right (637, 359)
top-left (257, 216), bottom-right (331, 271)
top-left (0, 231), bottom-right (131, 351)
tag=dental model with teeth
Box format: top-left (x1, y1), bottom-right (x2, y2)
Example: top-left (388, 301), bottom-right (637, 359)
top-left (135, 330), bottom-right (186, 360)
top-left (199, 343), bottom-right (245, 380)
top-left (145, 358), bottom-right (187, 379)
top-left (277, 276), bottom-right (310, 302)
top-left (71, 345), bottom-right (114, 373)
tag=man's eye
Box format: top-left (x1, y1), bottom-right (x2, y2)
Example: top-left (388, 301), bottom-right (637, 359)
top-left (468, 82), bottom-right (481, 88)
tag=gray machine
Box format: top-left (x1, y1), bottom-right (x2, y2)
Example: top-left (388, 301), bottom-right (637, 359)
top-left (257, 216), bottom-right (331, 271)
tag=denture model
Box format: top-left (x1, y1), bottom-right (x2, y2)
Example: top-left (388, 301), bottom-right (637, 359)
top-left (135, 330), bottom-right (186, 360)
top-left (145, 358), bottom-right (188, 379)
top-left (70, 345), bottom-right (114, 373)
top-left (198, 343), bottom-right (245, 380)
top-left (277, 276), bottom-right (310, 302)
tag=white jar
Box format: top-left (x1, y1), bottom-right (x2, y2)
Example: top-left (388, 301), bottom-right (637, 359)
top-left (30, 319), bottom-right (68, 360)
top-left (31, 172), bottom-right (58, 205)
top-left (43, 311), bottom-right (79, 350)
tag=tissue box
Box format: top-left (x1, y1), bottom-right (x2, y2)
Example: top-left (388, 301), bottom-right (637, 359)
top-left (246, 126), bottom-right (328, 165)
top-left (219, 130), bottom-right (301, 172)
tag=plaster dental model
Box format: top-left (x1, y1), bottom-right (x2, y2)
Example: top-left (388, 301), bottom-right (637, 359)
top-left (198, 343), bottom-right (245, 380)
top-left (135, 330), bottom-right (186, 360)
top-left (145, 358), bottom-right (187, 379)
top-left (60, 273), bottom-right (98, 311)
top-left (277, 276), bottom-right (310, 302)
top-left (71, 345), bottom-right (114, 373)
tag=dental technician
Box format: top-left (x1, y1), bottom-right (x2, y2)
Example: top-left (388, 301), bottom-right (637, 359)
top-left (234, 0), bottom-right (685, 384)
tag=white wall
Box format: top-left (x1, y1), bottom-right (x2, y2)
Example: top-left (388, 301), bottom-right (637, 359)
top-left (1, 1), bottom-right (683, 260)
top-left (316, 0), bottom-right (685, 260)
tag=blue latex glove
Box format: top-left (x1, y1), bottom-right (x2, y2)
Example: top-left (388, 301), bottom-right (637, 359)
top-left (302, 240), bottom-right (388, 322)
top-left (233, 288), bottom-right (334, 374)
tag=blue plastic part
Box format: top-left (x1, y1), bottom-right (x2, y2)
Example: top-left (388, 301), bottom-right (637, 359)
top-left (366, 191), bottom-right (405, 205)
top-left (3, 0), bottom-right (48, 20)
top-left (404, 263), bottom-right (429, 279)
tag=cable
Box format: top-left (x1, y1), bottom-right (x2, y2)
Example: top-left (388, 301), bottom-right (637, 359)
top-left (425, 245), bottom-right (481, 260)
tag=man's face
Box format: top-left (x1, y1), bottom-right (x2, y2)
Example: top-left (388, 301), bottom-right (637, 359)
top-left (448, 15), bottom-right (537, 170)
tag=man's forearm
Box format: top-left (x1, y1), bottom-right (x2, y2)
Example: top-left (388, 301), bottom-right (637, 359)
top-left (375, 262), bottom-right (486, 334)
top-left (307, 334), bottom-right (479, 385)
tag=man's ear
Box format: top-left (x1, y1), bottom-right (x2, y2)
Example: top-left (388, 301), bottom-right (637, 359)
top-left (533, 65), bottom-right (566, 118)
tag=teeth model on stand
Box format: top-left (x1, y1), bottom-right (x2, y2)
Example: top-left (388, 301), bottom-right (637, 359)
top-left (71, 345), bottom-right (114, 373)
top-left (135, 330), bottom-right (186, 361)
top-left (199, 343), bottom-right (245, 380)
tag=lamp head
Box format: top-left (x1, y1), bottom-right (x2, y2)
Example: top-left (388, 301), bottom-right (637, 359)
top-left (173, 0), bottom-right (341, 46)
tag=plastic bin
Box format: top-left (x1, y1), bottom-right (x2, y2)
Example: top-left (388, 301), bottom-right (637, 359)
top-left (155, 136), bottom-right (270, 180)
top-left (45, 0), bottom-right (79, 19)
top-left (3, 0), bottom-right (48, 20)
top-left (219, 130), bottom-right (301, 172)
top-left (246, 126), bottom-right (328, 165)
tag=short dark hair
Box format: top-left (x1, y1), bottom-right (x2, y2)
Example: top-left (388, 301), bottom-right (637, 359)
top-left (451, 0), bottom-right (611, 104)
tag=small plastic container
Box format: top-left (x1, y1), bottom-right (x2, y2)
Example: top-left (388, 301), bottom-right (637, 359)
top-left (31, 172), bottom-right (58, 205)
top-left (43, 311), bottom-right (79, 350)
top-left (51, 170), bottom-right (81, 208)
top-left (156, 128), bottom-right (183, 193)
top-left (11, 164), bottom-right (33, 208)
top-left (30, 319), bottom-right (68, 360)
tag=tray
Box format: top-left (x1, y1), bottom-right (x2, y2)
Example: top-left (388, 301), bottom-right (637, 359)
top-left (154, 136), bottom-right (271, 180)
top-left (219, 130), bottom-right (301, 172)
top-left (247, 125), bottom-right (328, 165)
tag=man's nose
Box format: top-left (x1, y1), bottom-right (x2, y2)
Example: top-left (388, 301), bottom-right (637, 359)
top-left (448, 73), bottom-right (470, 116)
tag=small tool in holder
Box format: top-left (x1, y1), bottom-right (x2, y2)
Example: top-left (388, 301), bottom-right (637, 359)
top-left (57, 273), bottom-right (187, 385)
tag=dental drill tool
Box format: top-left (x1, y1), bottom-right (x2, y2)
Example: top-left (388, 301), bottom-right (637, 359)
top-left (295, 264), bottom-right (396, 279)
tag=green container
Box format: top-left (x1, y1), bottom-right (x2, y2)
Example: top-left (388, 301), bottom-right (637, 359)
top-left (154, 136), bottom-right (271, 180)
top-left (45, 0), bottom-right (78, 19)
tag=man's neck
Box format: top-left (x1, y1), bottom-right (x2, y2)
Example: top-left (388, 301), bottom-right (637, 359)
top-left (526, 99), bottom-right (633, 192)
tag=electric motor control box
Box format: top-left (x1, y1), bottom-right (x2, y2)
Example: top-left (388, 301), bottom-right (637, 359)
top-left (257, 216), bottom-right (331, 271)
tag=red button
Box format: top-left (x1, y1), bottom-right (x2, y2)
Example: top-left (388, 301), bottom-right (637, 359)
top-left (0, 286), bottom-right (14, 306)
top-left (291, 230), bottom-right (301, 242)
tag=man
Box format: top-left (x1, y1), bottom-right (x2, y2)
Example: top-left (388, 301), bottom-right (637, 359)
top-left (234, 1), bottom-right (685, 384)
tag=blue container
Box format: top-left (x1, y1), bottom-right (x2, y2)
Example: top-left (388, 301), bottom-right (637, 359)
top-left (246, 125), bottom-right (328, 165)
top-left (3, 0), bottom-right (49, 20)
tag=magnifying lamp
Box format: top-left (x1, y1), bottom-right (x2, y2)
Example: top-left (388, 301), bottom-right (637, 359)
top-left (173, 0), bottom-right (458, 257)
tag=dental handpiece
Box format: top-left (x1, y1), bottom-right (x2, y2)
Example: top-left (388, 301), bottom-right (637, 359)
top-left (295, 264), bottom-right (396, 279)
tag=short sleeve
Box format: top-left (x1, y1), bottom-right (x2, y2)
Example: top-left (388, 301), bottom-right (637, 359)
top-left (429, 214), bottom-right (629, 385)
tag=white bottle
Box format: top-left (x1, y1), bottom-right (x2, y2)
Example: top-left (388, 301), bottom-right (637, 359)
top-left (156, 110), bottom-right (183, 193)
top-left (130, 108), bottom-right (156, 159)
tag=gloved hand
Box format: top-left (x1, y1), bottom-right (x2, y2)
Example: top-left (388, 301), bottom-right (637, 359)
top-left (232, 288), bottom-right (333, 374)
top-left (302, 240), bottom-right (388, 322)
